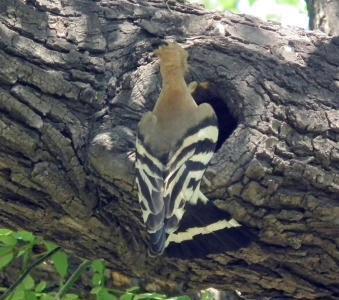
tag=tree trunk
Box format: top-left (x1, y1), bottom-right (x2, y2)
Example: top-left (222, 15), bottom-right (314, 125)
top-left (306, 0), bottom-right (339, 36)
top-left (0, 0), bottom-right (339, 298)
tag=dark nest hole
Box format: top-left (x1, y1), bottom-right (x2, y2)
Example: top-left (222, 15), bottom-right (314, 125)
top-left (191, 83), bottom-right (238, 150)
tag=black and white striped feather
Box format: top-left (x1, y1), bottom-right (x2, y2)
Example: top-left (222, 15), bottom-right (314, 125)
top-left (135, 103), bottom-right (257, 258)
top-left (135, 109), bottom-right (219, 256)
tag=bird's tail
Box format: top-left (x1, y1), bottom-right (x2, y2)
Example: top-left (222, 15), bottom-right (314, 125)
top-left (164, 201), bottom-right (256, 259)
top-left (148, 228), bottom-right (167, 256)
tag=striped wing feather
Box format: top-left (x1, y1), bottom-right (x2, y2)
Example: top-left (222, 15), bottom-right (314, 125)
top-left (163, 115), bottom-right (218, 234)
top-left (135, 137), bottom-right (165, 230)
top-left (135, 104), bottom-right (218, 255)
top-left (135, 126), bottom-right (171, 254)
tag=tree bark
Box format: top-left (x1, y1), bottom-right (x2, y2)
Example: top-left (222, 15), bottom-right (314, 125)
top-left (306, 0), bottom-right (339, 36)
top-left (0, 0), bottom-right (339, 298)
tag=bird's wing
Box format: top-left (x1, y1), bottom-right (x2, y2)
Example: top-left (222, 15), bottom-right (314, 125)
top-left (135, 105), bottom-right (219, 255)
top-left (162, 103), bottom-right (219, 240)
top-left (163, 105), bottom-right (256, 259)
top-left (135, 112), bottom-right (168, 254)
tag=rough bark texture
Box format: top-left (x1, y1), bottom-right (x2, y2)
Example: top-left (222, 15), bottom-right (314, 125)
top-left (306, 0), bottom-right (339, 36)
top-left (0, 0), bottom-right (339, 299)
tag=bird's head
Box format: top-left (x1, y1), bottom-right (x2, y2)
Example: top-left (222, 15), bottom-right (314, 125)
top-left (154, 42), bottom-right (189, 76)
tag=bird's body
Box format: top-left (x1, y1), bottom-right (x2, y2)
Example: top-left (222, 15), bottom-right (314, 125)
top-left (138, 49), bottom-right (202, 156)
top-left (135, 43), bottom-right (254, 258)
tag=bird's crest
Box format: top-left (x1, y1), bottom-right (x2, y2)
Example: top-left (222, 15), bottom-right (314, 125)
top-left (154, 42), bottom-right (188, 74)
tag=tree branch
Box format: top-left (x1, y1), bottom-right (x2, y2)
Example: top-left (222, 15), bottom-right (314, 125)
top-left (0, 0), bottom-right (338, 298)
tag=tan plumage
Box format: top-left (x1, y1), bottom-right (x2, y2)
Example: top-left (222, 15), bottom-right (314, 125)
top-left (138, 43), bottom-right (216, 157)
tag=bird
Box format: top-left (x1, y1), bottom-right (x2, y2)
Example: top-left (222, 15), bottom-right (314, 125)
top-left (135, 42), bottom-right (255, 258)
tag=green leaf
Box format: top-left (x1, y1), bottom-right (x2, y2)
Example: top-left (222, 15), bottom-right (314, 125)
top-left (0, 246), bottom-right (13, 256)
top-left (220, 0), bottom-right (239, 12)
top-left (40, 294), bottom-right (55, 300)
top-left (93, 273), bottom-right (105, 287)
top-left (23, 275), bottom-right (35, 290)
top-left (15, 231), bottom-right (35, 243)
top-left (44, 241), bottom-right (58, 251)
top-left (92, 259), bottom-right (105, 274)
top-left (126, 287), bottom-right (140, 293)
top-left (11, 289), bottom-right (25, 300)
top-left (0, 228), bottom-right (13, 236)
top-left (168, 297), bottom-right (191, 300)
top-left (97, 288), bottom-right (117, 300)
top-left (35, 281), bottom-right (47, 292)
top-left (277, 0), bottom-right (299, 6)
top-left (51, 251), bottom-right (68, 278)
top-left (0, 251), bottom-right (14, 269)
top-left (17, 248), bottom-right (27, 257)
top-left (91, 286), bottom-right (102, 294)
top-left (0, 233), bottom-right (17, 246)
top-left (16, 243), bottom-right (34, 270)
top-left (134, 293), bottom-right (166, 300)
top-left (120, 292), bottom-right (134, 300)
top-left (64, 294), bottom-right (80, 300)
top-left (201, 291), bottom-right (214, 300)
top-left (248, 0), bottom-right (256, 5)
top-left (24, 290), bottom-right (38, 300)
top-left (22, 245), bottom-right (34, 270)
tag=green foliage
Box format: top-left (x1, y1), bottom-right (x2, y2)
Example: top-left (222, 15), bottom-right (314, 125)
top-left (91, 287), bottom-right (117, 300)
top-left (200, 291), bottom-right (214, 300)
top-left (192, 0), bottom-right (307, 28)
top-left (0, 229), bottom-right (37, 271)
top-left (9, 275), bottom-right (36, 300)
top-left (91, 259), bottom-right (107, 287)
top-left (0, 228), bottom-right (191, 300)
top-left (277, 0), bottom-right (299, 5)
top-left (63, 294), bottom-right (80, 300)
top-left (0, 229), bottom-right (17, 247)
top-left (0, 250), bottom-right (14, 270)
top-left (203, 0), bottom-right (239, 12)
top-left (219, 0), bottom-right (239, 12)
top-left (14, 231), bottom-right (35, 243)
top-left (52, 251), bottom-right (69, 279)
top-left (35, 281), bottom-right (47, 293)
top-left (197, 0), bottom-right (304, 13)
